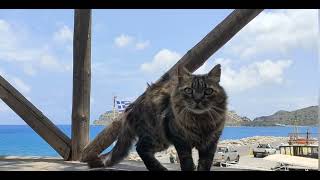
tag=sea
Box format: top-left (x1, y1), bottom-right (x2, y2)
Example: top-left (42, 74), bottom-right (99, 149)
top-left (0, 125), bottom-right (318, 157)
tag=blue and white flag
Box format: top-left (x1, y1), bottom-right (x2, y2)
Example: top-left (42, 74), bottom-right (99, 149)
top-left (116, 100), bottom-right (131, 112)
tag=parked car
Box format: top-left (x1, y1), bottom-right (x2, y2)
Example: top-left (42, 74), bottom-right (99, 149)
top-left (253, 144), bottom-right (276, 157)
top-left (213, 146), bottom-right (240, 166)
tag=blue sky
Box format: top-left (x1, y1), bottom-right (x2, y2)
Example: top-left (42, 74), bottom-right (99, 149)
top-left (0, 9), bottom-right (318, 125)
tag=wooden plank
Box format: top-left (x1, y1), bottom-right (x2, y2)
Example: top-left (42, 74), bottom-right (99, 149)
top-left (0, 75), bottom-right (71, 160)
top-left (81, 9), bottom-right (264, 162)
top-left (71, 9), bottom-right (92, 161)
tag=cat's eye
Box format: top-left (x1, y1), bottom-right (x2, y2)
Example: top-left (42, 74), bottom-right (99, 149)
top-left (184, 87), bottom-right (193, 94)
top-left (204, 88), bottom-right (214, 95)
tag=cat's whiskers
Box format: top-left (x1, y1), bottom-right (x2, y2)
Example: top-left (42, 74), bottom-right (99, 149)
top-left (209, 107), bottom-right (223, 119)
top-left (207, 110), bottom-right (215, 121)
top-left (181, 108), bottom-right (186, 120)
top-left (211, 105), bottom-right (225, 112)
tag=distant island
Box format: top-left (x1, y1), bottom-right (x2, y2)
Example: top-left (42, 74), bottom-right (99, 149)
top-left (94, 105), bottom-right (319, 127)
top-left (242, 105), bottom-right (318, 127)
top-left (226, 105), bottom-right (318, 127)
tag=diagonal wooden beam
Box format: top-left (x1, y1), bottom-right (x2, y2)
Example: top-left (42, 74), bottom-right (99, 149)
top-left (0, 75), bottom-right (71, 160)
top-left (161, 9), bottom-right (264, 79)
top-left (81, 9), bottom-right (264, 162)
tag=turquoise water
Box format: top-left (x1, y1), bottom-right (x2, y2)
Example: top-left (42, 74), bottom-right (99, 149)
top-left (0, 125), bottom-right (317, 157)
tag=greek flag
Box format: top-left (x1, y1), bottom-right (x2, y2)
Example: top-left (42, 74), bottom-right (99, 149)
top-left (116, 100), bottom-right (131, 112)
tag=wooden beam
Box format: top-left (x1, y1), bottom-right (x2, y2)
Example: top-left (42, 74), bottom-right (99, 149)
top-left (81, 9), bottom-right (264, 162)
top-left (71, 9), bottom-right (92, 161)
top-left (0, 75), bottom-right (71, 160)
top-left (161, 9), bottom-right (264, 79)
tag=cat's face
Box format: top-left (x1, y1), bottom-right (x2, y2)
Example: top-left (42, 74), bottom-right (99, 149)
top-left (172, 64), bottom-right (227, 114)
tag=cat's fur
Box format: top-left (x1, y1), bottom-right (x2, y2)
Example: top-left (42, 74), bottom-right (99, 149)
top-left (87, 64), bottom-right (227, 171)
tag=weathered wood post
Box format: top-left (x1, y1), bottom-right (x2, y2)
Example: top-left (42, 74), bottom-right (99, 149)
top-left (81, 9), bottom-right (264, 162)
top-left (71, 9), bottom-right (92, 161)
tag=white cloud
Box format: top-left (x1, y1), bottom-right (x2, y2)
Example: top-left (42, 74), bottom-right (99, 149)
top-left (249, 96), bottom-right (317, 112)
top-left (0, 100), bottom-right (9, 112)
top-left (11, 77), bottom-right (31, 94)
top-left (40, 54), bottom-right (61, 69)
top-left (194, 62), bottom-right (210, 74)
top-left (140, 49), bottom-right (182, 74)
top-left (135, 40), bottom-right (150, 50)
top-left (0, 19), bottom-right (71, 75)
top-left (255, 60), bottom-right (292, 83)
top-left (53, 25), bottom-right (73, 43)
top-left (23, 65), bottom-right (36, 76)
top-left (0, 69), bottom-right (31, 95)
top-left (194, 58), bottom-right (292, 92)
top-left (0, 70), bottom-right (10, 112)
top-left (114, 34), bottom-right (150, 50)
top-left (0, 68), bottom-right (7, 77)
top-left (114, 34), bottom-right (134, 48)
top-left (0, 70), bottom-right (10, 113)
top-left (229, 9), bottom-right (317, 58)
top-left (220, 59), bottom-right (292, 92)
top-left (0, 20), bottom-right (18, 50)
top-left (65, 64), bottom-right (73, 71)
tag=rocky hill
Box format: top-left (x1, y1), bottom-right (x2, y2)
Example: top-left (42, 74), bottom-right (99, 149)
top-left (94, 110), bottom-right (250, 126)
top-left (248, 106), bottom-right (318, 126)
top-left (225, 111), bottom-right (251, 126)
top-left (93, 110), bottom-right (120, 126)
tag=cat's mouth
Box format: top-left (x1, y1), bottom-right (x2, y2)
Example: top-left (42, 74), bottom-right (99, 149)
top-left (194, 103), bottom-right (204, 109)
top-left (188, 105), bottom-right (207, 114)
top-left (189, 108), bottom-right (207, 114)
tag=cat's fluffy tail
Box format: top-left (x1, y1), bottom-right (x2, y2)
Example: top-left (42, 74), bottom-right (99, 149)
top-left (87, 122), bottom-right (135, 169)
top-left (81, 119), bottom-right (122, 163)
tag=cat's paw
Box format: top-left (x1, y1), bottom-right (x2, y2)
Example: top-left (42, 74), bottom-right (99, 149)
top-left (197, 165), bottom-right (211, 171)
top-left (87, 158), bottom-right (105, 169)
top-left (147, 165), bottom-right (168, 171)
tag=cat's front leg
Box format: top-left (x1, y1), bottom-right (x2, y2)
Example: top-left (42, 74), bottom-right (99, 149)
top-left (136, 137), bottom-right (168, 171)
top-left (174, 143), bottom-right (195, 171)
top-left (197, 142), bottom-right (218, 171)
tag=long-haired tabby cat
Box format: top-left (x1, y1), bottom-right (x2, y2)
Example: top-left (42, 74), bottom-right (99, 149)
top-left (87, 64), bottom-right (227, 171)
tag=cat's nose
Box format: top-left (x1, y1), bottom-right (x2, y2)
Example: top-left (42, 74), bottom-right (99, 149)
top-left (193, 93), bottom-right (203, 103)
top-left (194, 99), bottom-right (201, 104)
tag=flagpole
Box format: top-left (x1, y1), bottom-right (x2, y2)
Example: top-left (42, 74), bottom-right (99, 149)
top-left (113, 96), bottom-right (117, 119)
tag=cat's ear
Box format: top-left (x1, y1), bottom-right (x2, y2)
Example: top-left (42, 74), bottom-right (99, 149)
top-left (208, 64), bottom-right (221, 83)
top-left (146, 82), bottom-right (151, 89)
top-left (179, 66), bottom-right (192, 76)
